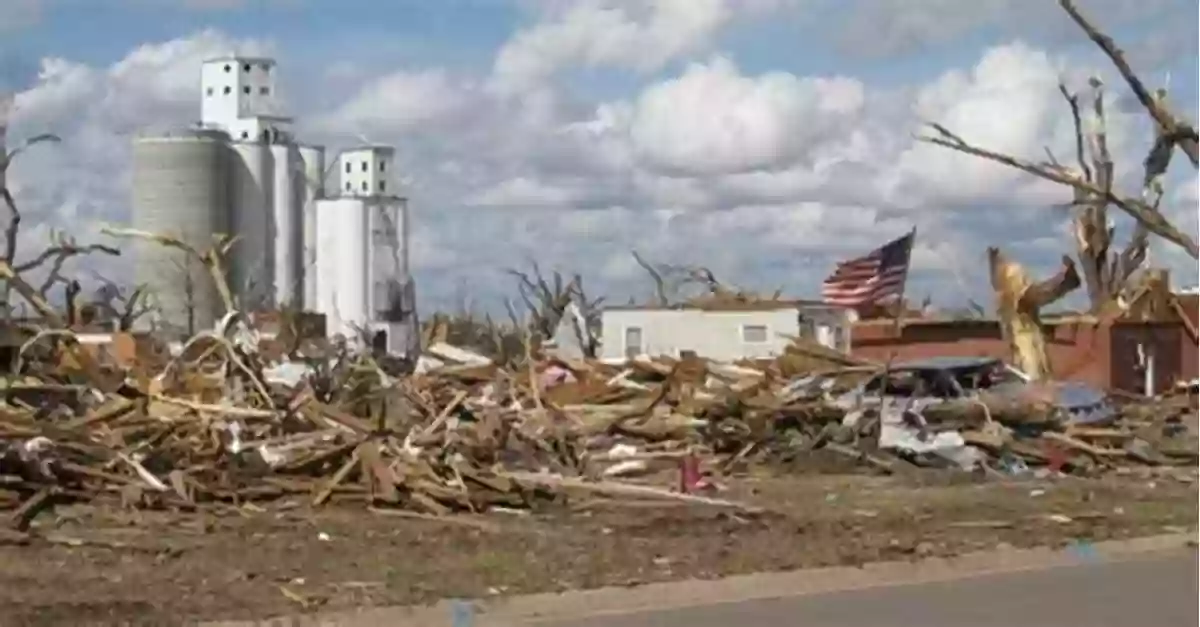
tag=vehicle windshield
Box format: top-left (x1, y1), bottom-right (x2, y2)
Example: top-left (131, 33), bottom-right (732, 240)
top-left (954, 362), bottom-right (1025, 391)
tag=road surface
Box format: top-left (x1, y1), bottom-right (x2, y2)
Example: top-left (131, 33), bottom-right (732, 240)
top-left (544, 553), bottom-right (1197, 627)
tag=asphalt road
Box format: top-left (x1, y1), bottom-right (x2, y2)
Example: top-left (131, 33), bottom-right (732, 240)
top-left (546, 553), bottom-right (1198, 627)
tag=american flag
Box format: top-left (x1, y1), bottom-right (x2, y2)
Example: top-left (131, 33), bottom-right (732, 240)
top-left (821, 229), bottom-right (915, 307)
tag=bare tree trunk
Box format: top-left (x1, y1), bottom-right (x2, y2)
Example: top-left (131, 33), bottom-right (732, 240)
top-left (989, 248), bottom-right (1081, 380)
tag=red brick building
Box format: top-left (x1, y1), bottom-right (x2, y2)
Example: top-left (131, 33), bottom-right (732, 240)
top-left (852, 289), bottom-right (1198, 394)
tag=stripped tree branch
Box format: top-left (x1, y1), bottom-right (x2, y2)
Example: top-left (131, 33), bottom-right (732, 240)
top-left (919, 124), bottom-right (1197, 258)
top-left (1058, 0), bottom-right (1199, 166)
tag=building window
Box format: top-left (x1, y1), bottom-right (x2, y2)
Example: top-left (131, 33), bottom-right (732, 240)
top-left (260, 86), bottom-right (269, 95)
top-left (624, 326), bottom-right (643, 359)
top-left (243, 63), bottom-right (251, 73)
top-left (243, 86), bottom-right (251, 95)
top-left (223, 64), bottom-right (231, 73)
top-left (240, 131), bottom-right (249, 140)
top-left (223, 86), bottom-right (231, 94)
top-left (830, 325), bottom-right (845, 351)
top-left (345, 182), bottom-right (351, 191)
top-left (361, 181), bottom-right (368, 192)
top-left (205, 87), bottom-right (213, 96)
top-left (379, 181), bottom-right (386, 192)
top-left (260, 63), bottom-right (271, 72)
top-left (379, 161), bottom-right (386, 172)
top-left (742, 324), bottom-right (768, 343)
top-left (361, 162), bottom-right (368, 172)
top-left (261, 129), bottom-right (270, 142)
top-left (344, 161), bottom-right (351, 174)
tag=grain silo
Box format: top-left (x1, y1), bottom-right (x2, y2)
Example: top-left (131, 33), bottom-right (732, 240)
top-left (313, 197), bottom-right (369, 340)
top-left (270, 143), bottom-right (302, 307)
top-left (131, 130), bottom-right (230, 333)
top-left (228, 141), bottom-right (273, 311)
top-left (297, 144), bottom-right (324, 310)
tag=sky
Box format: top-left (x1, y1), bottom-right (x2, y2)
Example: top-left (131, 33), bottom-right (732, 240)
top-left (2, 0), bottom-right (1198, 315)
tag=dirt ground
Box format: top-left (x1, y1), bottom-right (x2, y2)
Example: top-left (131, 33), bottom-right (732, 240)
top-left (0, 466), bottom-right (1195, 626)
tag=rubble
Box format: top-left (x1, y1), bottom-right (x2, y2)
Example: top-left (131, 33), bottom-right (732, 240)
top-left (0, 304), bottom-right (1195, 537)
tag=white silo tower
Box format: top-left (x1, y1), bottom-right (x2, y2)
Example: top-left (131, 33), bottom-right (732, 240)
top-left (228, 140), bottom-right (273, 309)
top-left (131, 131), bottom-right (231, 333)
top-left (271, 142), bottom-right (303, 307)
top-left (313, 145), bottom-right (414, 354)
top-left (297, 143), bottom-right (325, 310)
top-left (198, 54), bottom-right (309, 313)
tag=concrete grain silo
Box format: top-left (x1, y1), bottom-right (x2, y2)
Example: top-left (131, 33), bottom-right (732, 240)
top-left (297, 144), bottom-right (324, 310)
top-left (131, 131), bottom-right (230, 333)
top-left (270, 142), bottom-right (302, 307)
top-left (228, 140), bottom-right (273, 310)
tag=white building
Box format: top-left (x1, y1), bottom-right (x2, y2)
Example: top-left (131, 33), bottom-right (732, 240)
top-left (130, 55), bottom-right (417, 353)
top-left (313, 146), bottom-right (416, 355)
top-left (599, 301), bottom-right (855, 362)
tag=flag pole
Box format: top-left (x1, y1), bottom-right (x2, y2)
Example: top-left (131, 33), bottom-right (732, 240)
top-left (892, 226), bottom-right (917, 336)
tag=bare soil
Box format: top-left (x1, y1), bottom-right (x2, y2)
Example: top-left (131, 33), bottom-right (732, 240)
top-left (0, 470), bottom-right (1194, 626)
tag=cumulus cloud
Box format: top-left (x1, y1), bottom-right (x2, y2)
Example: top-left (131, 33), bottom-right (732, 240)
top-left (490, 0), bottom-right (735, 95)
top-left (834, 0), bottom-right (1186, 58)
top-left (628, 57), bottom-right (865, 176)
top-left (4, 4), bottom-right (1196, 313)
top-left (308, 70), bottom-right (469, 137)
top-left (6, 31), bottom-right (270, 283)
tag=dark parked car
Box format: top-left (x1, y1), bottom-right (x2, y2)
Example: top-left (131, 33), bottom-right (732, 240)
top-left (832, 356), bottom-right (1116, 425)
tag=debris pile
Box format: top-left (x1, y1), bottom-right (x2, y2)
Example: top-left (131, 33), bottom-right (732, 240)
top-left (0, 310), bottom-right (1195, 533)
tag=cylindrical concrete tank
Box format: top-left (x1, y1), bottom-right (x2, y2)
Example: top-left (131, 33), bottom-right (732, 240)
top-left (297, 144), bottom-right (324, 311)
top-left (131, 131), bottom-right (230, 334)
top-left (271, 143), bottom-right (302, 308)
top-left (228, 141), bottom-right (273, 311)
top-left (315, 198), bottom-right (368, 341)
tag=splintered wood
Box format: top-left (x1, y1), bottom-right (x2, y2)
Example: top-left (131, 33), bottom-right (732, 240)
top-left (0, 321), bottom-right (1194, 536)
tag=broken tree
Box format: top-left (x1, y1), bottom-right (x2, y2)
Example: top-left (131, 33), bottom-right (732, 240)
top-left (919, 0), bottom-right (1199, 377)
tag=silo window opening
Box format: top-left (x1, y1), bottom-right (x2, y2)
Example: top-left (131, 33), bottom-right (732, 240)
top-left (371, 330), bottom-right (388, 353)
